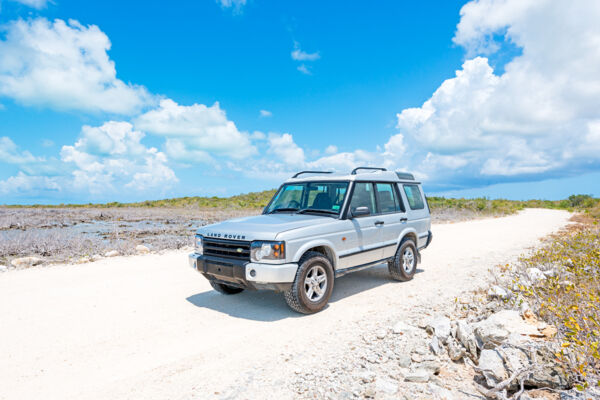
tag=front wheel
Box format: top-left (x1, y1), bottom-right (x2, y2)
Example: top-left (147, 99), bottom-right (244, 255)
top-left (210, 281), bottom-right (244, 294)
top-left (284, 251), bottom-right (334, 314)
top-left (388, 238), bottom-right (417, 281)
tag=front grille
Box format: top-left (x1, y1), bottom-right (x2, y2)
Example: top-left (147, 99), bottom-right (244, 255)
top-left (203, 237), bottom-right (251, 261)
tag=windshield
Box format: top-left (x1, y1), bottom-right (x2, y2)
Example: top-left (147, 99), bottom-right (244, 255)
top-left (265, 181), bottom-right (349, 215)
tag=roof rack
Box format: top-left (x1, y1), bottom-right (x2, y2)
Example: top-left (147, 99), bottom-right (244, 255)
top-left (395, 172), bottom-right (415, 180)
top-left (351, 167), bottom-right (387, 175)
top-left (292, 171), bottom-right (333, 178)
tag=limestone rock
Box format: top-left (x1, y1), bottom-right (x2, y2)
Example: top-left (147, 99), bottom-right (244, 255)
top-left (405, 369), bottom-right (430, 383)
top-left (104, 250), bottom-right (119, 257)
top-left (11, 256), bottom-right (42, 268)
top-left (456, 320), bottom-right (478, 358)
top-left (478, 349), bottom-right (507, 387)
top-left (526, 267), bottom-right (546, 283)
top-left (136, 245), bottom-right (150, 254)
top-left (375, 377), bottom-right (398, 395)
top-left (488, 285), bottom-right (510, 300)
top-left (427, 316), bottom-right (452, 343)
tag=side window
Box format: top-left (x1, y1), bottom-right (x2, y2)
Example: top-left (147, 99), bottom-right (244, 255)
top-left (349, 182), bottom-right (376, 215)
top-left (403, 184), bottom-right (425, 210)
top-left (375, 183), bottom-right (403, 213)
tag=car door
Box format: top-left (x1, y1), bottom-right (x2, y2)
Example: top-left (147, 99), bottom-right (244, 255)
top-left (401, 183), bottom-right (430, 249)
top-left (374, 182), bottom-right (407, 258)
top-left (339, 182), bottom-right (384, 268)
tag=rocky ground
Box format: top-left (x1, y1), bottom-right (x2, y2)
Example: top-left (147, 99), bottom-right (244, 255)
top-left (286, 238), bottom-right (600, 400)
top-left (0, 206), bottom-right (515, 270)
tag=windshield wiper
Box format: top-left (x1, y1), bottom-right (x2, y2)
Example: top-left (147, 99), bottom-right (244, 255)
top-left (267, 207), bottom-right (299, 214)
top-left (296, 208), bottom-right (339, 216)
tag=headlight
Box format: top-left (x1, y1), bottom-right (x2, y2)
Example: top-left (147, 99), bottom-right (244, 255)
top-left (251, 241), bottom-right (285, 262)
top-left (194, 235), bottom-right (203, 255)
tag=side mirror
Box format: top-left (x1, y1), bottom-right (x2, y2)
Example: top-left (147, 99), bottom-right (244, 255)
top-left (351, 206), bottom-right (370, 218)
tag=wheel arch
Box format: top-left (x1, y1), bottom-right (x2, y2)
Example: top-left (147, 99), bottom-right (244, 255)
top-left (396, 228), bottom-right (418, 248)
top-left (293, 240), bottom-right (337, 270)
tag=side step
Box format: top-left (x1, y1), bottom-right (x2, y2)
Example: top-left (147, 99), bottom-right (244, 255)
top-left (335, 257), bottom-right (393, 278)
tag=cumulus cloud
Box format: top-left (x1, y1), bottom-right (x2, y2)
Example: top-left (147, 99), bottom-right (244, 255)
top-left (60, 121), bottom-right (177, 192)
top-left (291, 42), bottom-right (320, 61)
top-left (0, 18), bottom-right (153, 114)
top-left (394, 0), bottom-right (600, 188)
top-left (6, 0), bottom-right (47, 9)
top-left (216, 0), bottom-right (246, 13)
top-left (0, 136), bottom-right (39, 164)
top-left (135, 99), bottom-right (256, 161)
top-left (292, 42), bottom-right (320, 75)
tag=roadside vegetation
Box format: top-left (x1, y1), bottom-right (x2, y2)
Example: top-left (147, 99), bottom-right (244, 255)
top-left (508, 211), bottom-right (600, 391)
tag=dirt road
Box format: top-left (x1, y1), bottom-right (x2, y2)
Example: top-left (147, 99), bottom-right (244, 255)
top-left (0, 209), bottom-right (571, 400)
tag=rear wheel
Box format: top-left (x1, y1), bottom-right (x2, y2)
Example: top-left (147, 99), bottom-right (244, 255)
top-left (284, 251), bottom-right (334, 314)
top-left (388, 238), bottom-right (417, 281)
top-left (210, 281), bottom-right (244, 294)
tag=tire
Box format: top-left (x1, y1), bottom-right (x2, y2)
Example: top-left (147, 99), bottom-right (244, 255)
top-left (284, 251), bottom-right (334, 314)
top-left (210, 280), bottom-right (244, 295)
top-left (388, 238), bottom-right (417, 281)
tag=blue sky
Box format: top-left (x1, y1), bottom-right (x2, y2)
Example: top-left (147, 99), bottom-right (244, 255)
top-left (1, 0), bottom-right (599, 204)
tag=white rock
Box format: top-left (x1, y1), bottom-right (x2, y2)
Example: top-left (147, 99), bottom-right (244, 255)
top-left (427, 383), bottom-right (455, 400)
top-left (428, 316), bottom-right (451, 343)
top-left (135, 245), bottom-right (150, 254)
top-left (392, 321), bottom-right (418, 335)
top-left (526, 267), bottom-right (546, 283)
top-left (375, 377), bottom-right (398, 394)
top-left (456, 320), bottom-right (478, 358)
top-left (447, 337), bottom-right (465, 361)
top-left (473, 310), bottom-right (539, 346)
top-left (0, 265), bottom-right (7, 272)
top-left (10, 256), bottom-right (43, 268)
top-left (488, 285), bottom-right (510, 300)
top-left (478, 349), bottom-right (507, 386)
top-left (430, 336), bottom-right (442, 356)
top-left (356, 370), bottom-right (376, 383)
top-left (404, 369), bottom-right (430, 383)
top-left (104, 250), bottom-right (119, 257)
top-left (543, 269), bottom-right (557, 277)
top-left (398, 354), bottom-right (412, 368)
top-left (376, 329), bottom-right (387, 340)
top-left (91, 254), bottom-right (103, 262)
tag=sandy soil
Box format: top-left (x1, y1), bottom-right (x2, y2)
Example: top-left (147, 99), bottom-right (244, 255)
top-left (0, 209), bottom-right (571, 400)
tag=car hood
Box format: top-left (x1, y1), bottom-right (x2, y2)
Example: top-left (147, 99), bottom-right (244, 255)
top-left (196, 213), bottom-right (334, 241)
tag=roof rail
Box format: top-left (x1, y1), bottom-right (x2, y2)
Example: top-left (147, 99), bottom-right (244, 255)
top-left (292, 171), bottom-right (333, 178)
top-left (395, 172), bottom-right (415, 180)
top-left (351, 167), bottom-right (387, 175)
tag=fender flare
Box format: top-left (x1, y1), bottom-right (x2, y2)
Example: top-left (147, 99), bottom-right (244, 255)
top-left (293, 239), bottom-right (338, 269)
top-left (395, 227), bottom-right (418, 250)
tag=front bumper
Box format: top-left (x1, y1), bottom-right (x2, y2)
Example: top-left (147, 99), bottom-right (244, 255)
top-left (188, 253), bottom-right (297, 292)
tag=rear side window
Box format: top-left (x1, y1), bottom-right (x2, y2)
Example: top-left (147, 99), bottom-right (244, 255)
top-left (375, 183), bottom-right (404, 213)
top-left (403, 184), bottom-right (425, 210)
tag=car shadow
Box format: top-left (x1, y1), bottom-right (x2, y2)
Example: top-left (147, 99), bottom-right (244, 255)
top-left (185, 264), bottom-right (424, 321)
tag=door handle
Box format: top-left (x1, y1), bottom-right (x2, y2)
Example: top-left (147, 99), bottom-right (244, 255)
top-left (400, 217), bottom-right (408, 222)
top-left (374, 220), bottom-right (384, 226)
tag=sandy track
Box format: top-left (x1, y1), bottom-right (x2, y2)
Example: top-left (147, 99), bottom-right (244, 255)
top-left (0, 209), bottom-right (571, 400)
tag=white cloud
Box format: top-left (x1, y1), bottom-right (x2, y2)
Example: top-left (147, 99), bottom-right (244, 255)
top-left (0, 18), bottom-right (153, 115)
top-left (135, 99), bottom-right (256, 160)
top-left (259, 109), bottom-right (272, 118)
top-left (393, 0), bottom-right (600, 187)
top-left (60, 121), bottom-right (177, 193)
top-left (291, 42), bottom-right (320, 61)
top-left (325, 145), bottom-right (338, 155)
top-left (8, 0), bottom-right (47, 8)
top-left (0, 172), bottom-right (60, 196)
top-left (297, 64), bottom-right (311, 75)
top-left (217, 0), bottom-right (246, 13)
top-left (0, 136), bottom-right (39, 164)
top-left (267, 133), bottom-right (305, 167)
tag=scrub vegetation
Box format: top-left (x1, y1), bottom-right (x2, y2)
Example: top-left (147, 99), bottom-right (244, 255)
top-left (508, 212), bottom-right (600, 390)
top-left (1, 193), bottom-right (598, 268)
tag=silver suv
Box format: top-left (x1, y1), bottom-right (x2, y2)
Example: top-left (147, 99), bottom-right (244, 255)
top-left (189, 167), bottom-right (432, 314)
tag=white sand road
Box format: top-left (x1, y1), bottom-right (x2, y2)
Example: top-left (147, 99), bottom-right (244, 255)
top-left (0, 209), bottom-right (570, 400)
